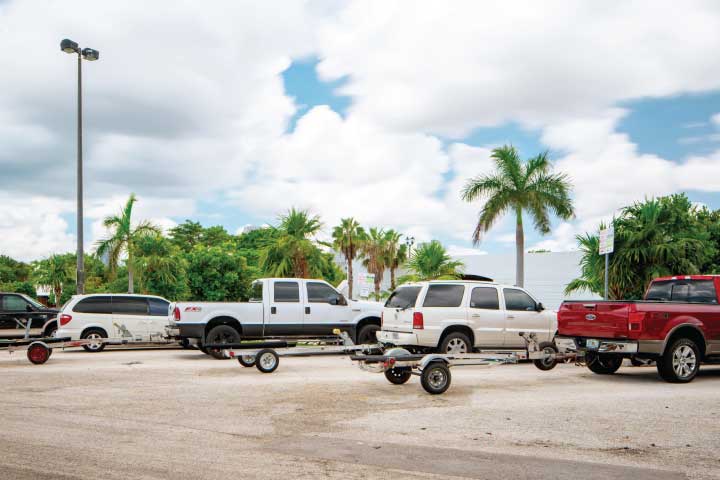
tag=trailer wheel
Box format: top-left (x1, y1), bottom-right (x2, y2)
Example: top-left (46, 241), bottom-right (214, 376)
top-left (238, 355), bottom-right (256, 368)
top-left (27, 343), bottom-right (50, 365)
top-left (384, 367), bottom-right (412, 384)
top-left (533, 342), bottom-right (559, 371)
top-left (586, 352), bottom-right (622, 375)
top-left (420, 362), bottom-right (451, 394)
top-left (255, 349), bottom-right (279, 373)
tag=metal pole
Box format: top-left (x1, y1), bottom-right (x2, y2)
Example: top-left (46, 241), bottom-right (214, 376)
top-left (76, 53), bottom-right (85, 295)
top-left (603, 253), bottom-right (609, 300)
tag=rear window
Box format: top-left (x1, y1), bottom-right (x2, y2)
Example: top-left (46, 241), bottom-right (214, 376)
top-left (385, 287), bottom-right (422, 309)
top-left (73, 296), bottom-right (112, 314)
top-left (422, 285), bottom-right (465, 308)
top-left (646, 280), bottom-right (718, 303)
top-left (148, 298), bottom-right (170, 316)
top-left (112, 297), bottom-right (149, 315)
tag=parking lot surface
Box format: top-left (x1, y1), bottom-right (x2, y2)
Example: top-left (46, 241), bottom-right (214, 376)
top-left (1, 347), bottom-right (719, 479)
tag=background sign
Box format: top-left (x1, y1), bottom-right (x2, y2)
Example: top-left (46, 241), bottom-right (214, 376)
top-left (358, 273), bottom-right (375, 298)
top-left (599, 225), bottom-right (614, 255)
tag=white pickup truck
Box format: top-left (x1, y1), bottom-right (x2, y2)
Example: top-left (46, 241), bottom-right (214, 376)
top-left (169, 278), bottom-right (383, 358)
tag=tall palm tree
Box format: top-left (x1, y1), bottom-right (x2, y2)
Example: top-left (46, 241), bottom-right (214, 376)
top-left (261, 208), bottom-right (324, 278)
top-left (402, 240), bottom-right (464, 281)
top-left (360, 228), bottom-right (388, 297)
top-left (32, 254), bottom-right (72, 306)
top-left (383, 230), bottom-right (406, 291)
top-left (461, 145), bottom-right (574, 287)
top-left (331, 218), bottom-right (366, 299)
top-left (95, 193), bottom-right (160, 294)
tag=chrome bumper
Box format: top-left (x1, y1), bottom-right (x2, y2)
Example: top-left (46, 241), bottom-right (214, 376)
top-left (556, 336), bottom-right (638, 354)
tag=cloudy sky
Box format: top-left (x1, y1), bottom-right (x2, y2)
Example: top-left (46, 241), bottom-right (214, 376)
top-left (1, 1), bottom-right (720, 261)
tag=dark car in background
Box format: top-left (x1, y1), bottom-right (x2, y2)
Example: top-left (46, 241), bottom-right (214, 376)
top-left (0, 292), bottom-right (59, 339)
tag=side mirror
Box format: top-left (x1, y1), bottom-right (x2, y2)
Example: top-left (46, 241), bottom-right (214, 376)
top-left (536, 302), bottom-right (544, 312)
top-left (328, 295), bottom-right (339, 305)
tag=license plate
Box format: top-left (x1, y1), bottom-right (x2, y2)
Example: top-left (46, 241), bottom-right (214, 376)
top-left (586, 339), bottom-right (600, 350)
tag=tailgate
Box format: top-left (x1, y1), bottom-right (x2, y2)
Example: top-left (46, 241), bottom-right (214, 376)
top-left (558, 302), bottom-right (630, 338)
top-left (381, 307), bottom-right (414, 333)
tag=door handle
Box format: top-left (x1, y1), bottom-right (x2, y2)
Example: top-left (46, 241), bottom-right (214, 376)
top-left (305, 307), bottom-right (311, 314)
top-left (507, 315), bottom-right (515, 319)
top-left (271, 306), bottom-right (277, 314)
top-left (471, 314), bottom-right (481, 318)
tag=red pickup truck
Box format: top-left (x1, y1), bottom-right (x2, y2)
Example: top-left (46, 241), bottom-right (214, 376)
top-left (556, 275), bottom-right (720, 383)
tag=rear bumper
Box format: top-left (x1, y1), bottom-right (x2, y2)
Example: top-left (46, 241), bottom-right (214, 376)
top-left (555, 336), bottom-right (639, 354)
top-left (377, 330), bottom-right (419, 346)
top-left (177, 322), bottom-right (204, 339)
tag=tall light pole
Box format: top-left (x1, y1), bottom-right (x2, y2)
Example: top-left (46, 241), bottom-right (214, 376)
top-left (405, 236), bottom-right (415, 255)
top-left (61, 39), bottom-right (99, 295)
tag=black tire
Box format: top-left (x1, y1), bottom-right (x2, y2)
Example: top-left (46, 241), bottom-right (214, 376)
top-left (255, 349), bottom-right (279, 373)
top-left (44, 324), bottom-right (57, 338)
top-left (657, 338), bottom-right (701, 383)
top-left (533, 341), bottom-right (559, 371)
top-left (179, 338), bottom-right (191, 349)
top-left (81, 329), bottom-right (107, 352)
top-left (357, 324), bottom-right (380, 345)
top-left (585, 352), bottom-right (622, 374)
top-left (439, 332), bottom-right (472, 354)
top-left (205, 325), bottom-right (241, 360)
top-left (238, 355), bottom-right (256, 368)
top-left (384, 367), bottom-right (412, 384)
top-left (27, 343), bottom-right (50, 365)
top-left (420, 362), bottom-right (451, 394)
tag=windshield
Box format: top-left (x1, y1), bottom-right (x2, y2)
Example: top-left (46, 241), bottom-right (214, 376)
top-left (385, 286), bottom-right (422, 309)
top-left (20, 294), bottom-right (45, 309)
top-left (249, 281), bottom-right (263, 302)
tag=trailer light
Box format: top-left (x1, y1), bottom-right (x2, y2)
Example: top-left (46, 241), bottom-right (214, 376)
top-left (413, 312), bottom-right (424, 329)
top-left (173, 307), bottom-right (181, 321)
top-left (59, 314), bottom-right (72, 326)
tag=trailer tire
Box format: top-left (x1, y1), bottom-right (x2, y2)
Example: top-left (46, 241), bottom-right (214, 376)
top-left (27, 343), bottom-right (51, 365)
top-left (205, 325), bottom-right (241, 360)
top-left (238, 355), bottom-right (256, 368)
top-left (420, 362), bottom-right (451, 394)
top-left (81, 329), bottom-right (107, 352)
top-left (255, 349), bottom-right (279, 373)
top-left (586, 352), bottom-right (622, 375)
top-left (657, 338), bottom-right (700, 383)
top-left (384, 367), bottom-right (412, 384)
top-left (533, 342), bottom-right (559, 371)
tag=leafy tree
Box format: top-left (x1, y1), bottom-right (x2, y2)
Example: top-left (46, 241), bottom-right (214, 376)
top-left (261, 208), bottom-right (326, 279)
top-left (201, 225), bottom-right (233, 247)
top-left (133, 235), bottom-right (189, 300)
top-left (185, 245), bottom-right (254, 301)
top-left (3, 281), bottom-right (36, 297)
top-left (566, 194), bottom-right (715, 299)
top-left (32, 254), bottom-right (73, 306)
top-left (383, 229), bottom-right (407, 291)
top-left (169, 220), bottom-right (204, 251)
top-left (461, 145), bottom-right (574, 287)
top-left (236, 227), bottom-right (280, 268)
top-left (0, 255), bottom-right (31, 283)
top-left (360, 228), bottom-right (388, 297)
top-left (400, 240), bottom-right (464, 282)
top-left (331, 218), bottom-right (366, 299)
top-left (95, 193), bottom-right (160, 294)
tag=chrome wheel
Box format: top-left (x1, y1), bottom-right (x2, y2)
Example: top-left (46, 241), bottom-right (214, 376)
top-left (427, 367), bottom-right (447, 389)
top-left (260, 352), bottom-right (277, 370)
top-left (85, 333), bottom-right (103, 351)
top-left (446, 338), bottom-right (468, 354)
top-left (540, 347), bottom-right (555, 367)
top-left (672, 345), bottom-right (697, 379)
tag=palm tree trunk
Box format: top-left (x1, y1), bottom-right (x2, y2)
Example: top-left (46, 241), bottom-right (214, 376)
top-left (390, 267), bottom-right (396, 291)
top-left (128, 249), bottom-right (134, 294)
top-left (347, 256), bottom-right (354, 300)
top-left (374, 273), bottom-right (381, 297)
top-left (516, 208), bottom-right (524, 287)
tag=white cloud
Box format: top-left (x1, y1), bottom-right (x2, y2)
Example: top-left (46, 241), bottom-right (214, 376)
top-left (712, 113), bottom-right (720, 128)
top-left (447, 245), bottom-right (488, 257)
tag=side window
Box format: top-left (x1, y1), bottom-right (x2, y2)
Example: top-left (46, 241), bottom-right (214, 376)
top-left (2, 295), bottom-right (30, 311)
top-left (385, 287), bottom-right (422, 309)
top-left (422, 285), bottom-right (465, 308)
top-left (307, 282), bottom-right (339, 303)
top-left (645, 281), bottom-right (672, 301)
top-left (670, 283), bottom-right (689, 302)
top-left (274, 282), bottom-right (300, 303)
top-left (112, 297), bottom-right (149, 315)
top-left (148, 298), bottom-right (170, 316)
top-left (73, 296), bottom-right (113, 314)
top-left (470, 287), bottom-right (499, 310)
top-left (688, 280), bottom-right (718, 304)
top-left (503, 289), bottom-right (537, 311)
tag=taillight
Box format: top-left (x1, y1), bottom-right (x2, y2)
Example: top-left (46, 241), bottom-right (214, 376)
top-left (173, 307), bottom-right (181, 322)
top-left (413, 312), bottom-right (424, 329)
top-left (628, 312), bottom-right (645, 332)
top-left (59, 314), bottom-right (72, 326)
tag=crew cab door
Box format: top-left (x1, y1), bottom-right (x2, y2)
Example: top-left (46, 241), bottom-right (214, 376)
top-left (468, 286), bottom-right (505, 347)
top-left (502, 288), bottom-right (549, 347)
top-left (265, 280), bottom-right (303, 335)
top-left (303, 280), bottom-right (352, 335)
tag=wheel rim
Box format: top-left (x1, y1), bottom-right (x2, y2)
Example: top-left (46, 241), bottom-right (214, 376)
top-left (86, 333), bottom-right (103, 350)
top-left (241, 355), bottom-right (254, 364)
top-left (446, 338), bottom-right (468, 354)
top-left (672, 345), bottom-right (697, 379)
top-left (390, 368), bottom-right (407, 378)
top-left (260, 353), bottom-right (276, 370)
top-left (29, 346), bottom-right (47, 363)
top-left (427, 367), bottom-right (447, 389)
top-left (541, 347), bottom-right (555, 367)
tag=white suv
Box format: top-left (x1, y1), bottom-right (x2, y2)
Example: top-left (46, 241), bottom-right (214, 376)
top-left (377, 281), bottom-right (556, 353)
top-left (56, 294), bottom-right (171, 352)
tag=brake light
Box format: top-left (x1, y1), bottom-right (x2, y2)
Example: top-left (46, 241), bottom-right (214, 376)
top-left (413, 312), bottom-right (424, 329)
top-left (173, 307), bottom-right (181, 322)
top-left (59, 314), bottom-right (72, 326)
top-left (628, 312), bottom-right (645, 332)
